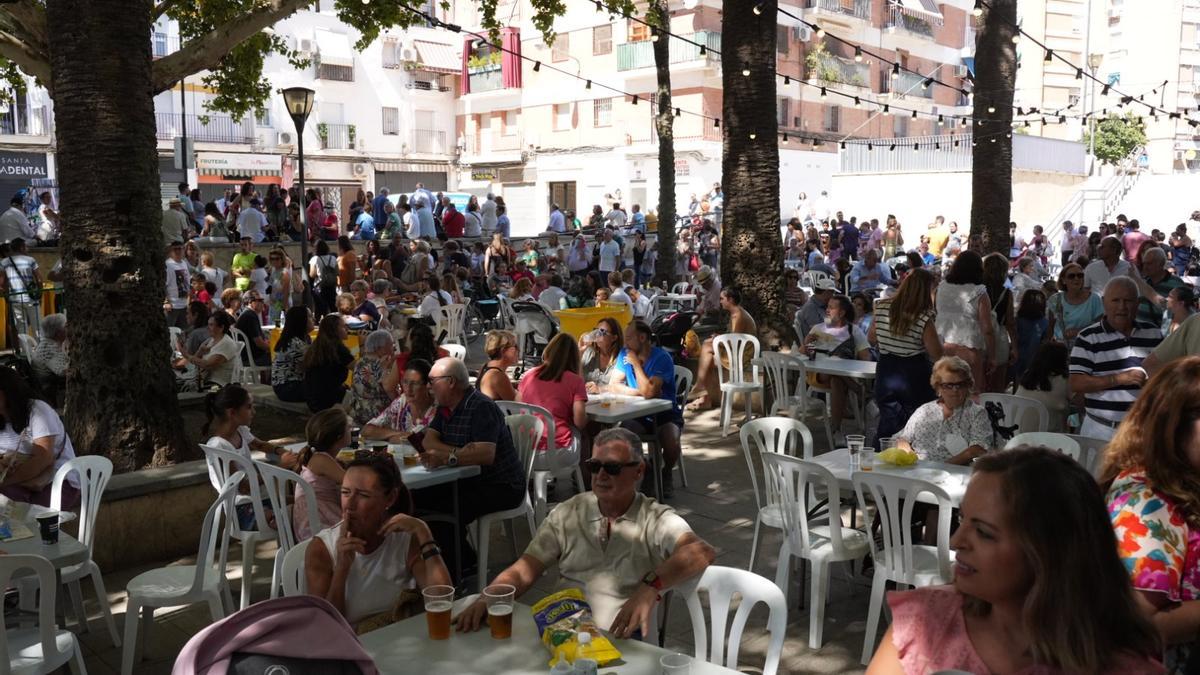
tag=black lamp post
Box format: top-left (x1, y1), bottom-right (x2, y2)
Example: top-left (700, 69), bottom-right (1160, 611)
top-left (282, 86), bottom-right (316, 309)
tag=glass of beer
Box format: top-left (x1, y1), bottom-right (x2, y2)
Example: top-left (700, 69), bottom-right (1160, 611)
top-left (422, 585), bottom-right (455, 640)
top-left (483, 583), bottom-right (516, 639)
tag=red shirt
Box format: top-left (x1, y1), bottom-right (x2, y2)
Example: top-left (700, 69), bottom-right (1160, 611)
top-left (1122, 230), bottom-right (1151, 263)
top-left (442, 210), bottom-right (465, 238)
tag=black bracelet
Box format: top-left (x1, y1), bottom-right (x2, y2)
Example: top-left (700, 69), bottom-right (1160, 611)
top-left (421, 545), bottom-right (442, 560)
top-left (419, 540), bottom-right (439, 550)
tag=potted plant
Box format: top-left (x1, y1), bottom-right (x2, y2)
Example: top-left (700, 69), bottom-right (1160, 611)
top-left (317, 122), bottom-right (329, 147)
top-left (348, 124), bottom-right (357, 148)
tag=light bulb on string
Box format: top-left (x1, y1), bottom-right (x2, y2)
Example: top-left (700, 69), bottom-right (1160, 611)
top-left (742, 68), bottom-right (751, 77)
top-left (923, 77), bottom-right (933, 89)
top-left (889, 144), bottom-right (896, 151)
top-left (937, 115), bottom-right (944, 126)
top-left (987, 105), bottom-right (996, 114)
top-left (913, 143), bottom-right (919, 152)
top-left (585, 80), bottom-right (592, 89)
top-left (854, 46), bottom-right (863, 63)
top-left (752, 2), bottom-right (765, 14)
top-left (812, 138), bottom-right (820, 148)
top-left (820, 87), bottom-right (827, 99)
top-left (749, 132), bottom-right (757, 140)
top-left (782, 134), bottom-right (788, 144)
top-left (854, 96), bottom-right (861, 108)
top-left (1044, 49), bottom-right (1053, 63)
top-left (1011, 34), bottom-right (1020, 44)
top-left (891, 62), bottom-right (900, 79)
top-left (533, 61), bottom-right (541, 72)
top-left (816, 25), bottom-right (825, 38)
top-left (972, 0), bottom-right (983, 17)
top-left (911, 110), bottom-right (918, 119)
top-left (882, 104), bottom-right (890, 114)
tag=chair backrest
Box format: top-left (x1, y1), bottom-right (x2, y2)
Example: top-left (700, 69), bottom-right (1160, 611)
top-left (759, 352), bottom-right (805, 415)
top-left (191, 471), bottom-right (242, 597)
top-left (680, 565), bottom-right (787, 675)
top-left (853, 472), bottom-right (953, 586)
top-left (496, 295), bottom-right (515, 328)
top-left (739, 417), bottom-right (815, 514)
top-left (496, 401), bottom-right (556, 451)
top-left (671, 281), bottom-right (691, 295)
top-left (17, 333), bottom-right (36, 359)
top-left (1004, 432), bottom-right (1081, 459)
top-left (504, 414), bottom-right (545, 484)
top-left (280, 538), bottom-right (312, 597)
top-left (762, 453), bottom-right (854, 560)
top-left (712, 333), bottom-right (761, 386)
top-left (228, 326), bottom-right (255, 366)
top-left (50, 455), bottom-right (113, 555)
top-left (979, 393), bottom-right (1049, 440)
top-left (168, 326), bottom-right (183, 351)
top-left (441, 342), bottom-right (467, 360)
top-left (1061, 433), bottom-right (1109, 476)
top-left (801, 270), bottom-right (831, 288)
top-left (436, 303), bottom-right (468, 342)
top-left (673, 365), bottom-right (694, 407)
top-left (200, 444), bottom-right (276, 540)
top-left (0, 554), bottom-right (71, 669)
top-left (255, 459), bottom-right (320, 554)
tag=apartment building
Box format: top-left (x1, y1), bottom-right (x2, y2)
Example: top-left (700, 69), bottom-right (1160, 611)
top-left (447, 0), bottom-right (974, 230)
top-left (151, 0), bottom-right (459, 213)
top-left (0, 75), bottom-right (55, 207)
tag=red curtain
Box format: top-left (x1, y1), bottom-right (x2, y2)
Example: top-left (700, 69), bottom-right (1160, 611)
top-left (461, 37), bottom-right (472, 95)
top-left (501, 27), bottom-right (522, 89)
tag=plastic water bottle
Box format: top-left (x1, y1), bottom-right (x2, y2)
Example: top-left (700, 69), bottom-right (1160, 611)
top-left (572, 632), bottom-right (599, 675)
top-left (550, 653), bottom-right (572, 675)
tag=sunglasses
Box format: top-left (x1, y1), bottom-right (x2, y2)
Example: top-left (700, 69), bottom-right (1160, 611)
top-left (593, 328), bottom-right (610, 336)
top-left (938, 380), bottom-right (970, 390)
top-left (584, 459), bottom-right (641, 475)
top-left (1064, 273), bottom-right (1083, 280)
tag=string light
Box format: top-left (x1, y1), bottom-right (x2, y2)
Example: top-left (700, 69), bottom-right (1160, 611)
top-left (820, 87), bottom-right (827, 99)
top-left (1044, 49), bottom-right (1053, 63)
top-left (854, 46), bottom-right (863, 63)
top-left (749, 132), bottom-right (756, 139)
top-left (1075, 68), bottom-right (1083, 80)
top-left (812, 138), bottom-right (820, 148)
top-left (815, 24), bottom-right (825, 38)
top-left (631, 95), bottom-right (638, 105)
top-left (882, 104), bottom-right (890, 114)
top-left (972, 0), bottom-right (983, 17)
top-left (937, 115), bottom-right (944, 126)
top-left (987, 105), bottom-right (996, 114)
top-left (1011, 34), bottom-right (1020, 44)
top-left (854, 96), bottom-right (862, 108)
top-left (913, 143), bottom-right (919, 152)
top-left (585, 80), bottom-right (591, 89)
top-left (911, 110), bottom-right (918, 119)
top-left (742, 68), bottom-right (751, 77)
top-left (783, 76), bottom-right (790, 85)
top-left (675, 107), bottom-right (681, 117)
top-left (923, 77), bottom-right (933, 89)
top-left (782, 134), bottom-right (788, 143)
top-left (533, 61), bottom-right (541, 72)
top-left (752, 2), bottom-right (765, 15)
top-left (891, 62), bottom-right (900, 79)
top-left (889, 143), bottom-right (896, 151)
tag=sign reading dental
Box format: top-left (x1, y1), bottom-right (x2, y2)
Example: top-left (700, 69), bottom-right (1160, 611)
top-left (0, 152), bottom-right (48, 180)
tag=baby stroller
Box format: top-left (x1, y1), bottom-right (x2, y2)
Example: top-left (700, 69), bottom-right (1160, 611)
top-left (651, 310), bottom-right (695, 364)
top-left (510, 301), bottom-right (560, 376)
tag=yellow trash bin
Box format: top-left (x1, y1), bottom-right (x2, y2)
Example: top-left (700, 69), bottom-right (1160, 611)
top-left (554, 303), bottom-right (634, 340)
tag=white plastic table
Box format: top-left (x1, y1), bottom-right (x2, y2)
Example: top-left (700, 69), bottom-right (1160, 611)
top-left (808, 448), bottom-right (971, 506)
top-left (360, 601), bottom-right (740, 675)
top-left (753, 355), bottom-right (876, 428)
top-left (587, 394), bottom-right (675, 500)
top-left (0, 509), bottom-right (88, 574)
top-left (653, 293), bottom-right (697, 313)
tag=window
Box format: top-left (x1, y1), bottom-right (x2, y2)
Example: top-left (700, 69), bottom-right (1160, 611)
top-left (503, 109), bottom-right (518, 136)
top-left (554, 102), bottom-right (572, 130)
top-left (593, 24), bottom-right (612, 55)
top-left (415, 109), bottom-right (435, 132)
top-left (382, 37), bottom-right (401, 69)
top-left (593, 98), bottom-right (612, 127)
top-left (552, 33), bottom-right (570, 62)
top-left (892, 114), bottom-right (908, 137)
top-left (777, 98), bottom-right (791, 127)
top-left (777, 25), bottom-right (789, 54)
top-left (256, 108), bottom-right (271, 127)
top-left (318, 64), bottom-right (354, 81)
top-left (382, 107), bottom-right (400, 135)
top-left (824, 105), bottom-right (840, 132)
top-left (629, 20), bottom-right (651, 42)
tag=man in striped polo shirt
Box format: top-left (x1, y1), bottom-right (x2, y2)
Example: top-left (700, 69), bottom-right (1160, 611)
top-left (1068, 277), bottom-right (1162, 440)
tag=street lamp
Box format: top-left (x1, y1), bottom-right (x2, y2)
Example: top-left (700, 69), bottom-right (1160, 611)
top-left (1088, 52), bottom-right (1104, 173)
top-left (282, 86), bottom-right (315, 309)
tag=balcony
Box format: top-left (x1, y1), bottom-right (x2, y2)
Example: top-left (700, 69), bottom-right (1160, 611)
top-left (318, 123), bottom-right (356, 150)
top-left (616, 31), bottom-right (722, 72)
top-left (468, 65), bottom-right (504, 94)
top-left (406, 74), bottom-right (452, 92)
top-left (411, 129), bottom-right (449, 154)
top-left (882, 71), bottom-right (934, 99)
top-left (887, 8), bottom-right (935, 38)
top-left (463, 131), bottom-right (524, 155)
top-left (155, 113), bottom-right (253, 144)
top-left (0, 106), bottom-right (51, 137)
top-left (151, 32), bottom-right (180, 58)
top-left (805, 0), bottom-right (871, 21)
top-left (809, 53), bottom-right (870, 88)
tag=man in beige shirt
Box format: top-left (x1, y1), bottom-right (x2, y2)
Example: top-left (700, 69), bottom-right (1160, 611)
top-left (454, 427), bottom-right (715, 638)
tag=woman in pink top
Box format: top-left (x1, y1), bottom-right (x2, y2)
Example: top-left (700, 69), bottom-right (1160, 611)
top-left (517, 333), bottom-right (587, 451)
top-left (293, 408), bottom-right (349, 540)
top-left (868, 447), bottom-right (1163, 675)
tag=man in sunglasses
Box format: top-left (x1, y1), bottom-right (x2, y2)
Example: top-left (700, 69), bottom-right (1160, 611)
top-left (453, 427), bottom-right (715, 639)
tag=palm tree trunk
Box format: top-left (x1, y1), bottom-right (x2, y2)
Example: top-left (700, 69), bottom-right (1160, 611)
top-left (650, 0), bottom-right (677, 289)
top-left (47, 0), bottom-right (192, 470)
top-left (970, 0), bottom-right (1018, 255)
top-left (721, 0), bottom-right (790, 343)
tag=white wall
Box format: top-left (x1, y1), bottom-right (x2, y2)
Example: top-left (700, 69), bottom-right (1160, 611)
top-left (779, 148), bottom-right (838, 218)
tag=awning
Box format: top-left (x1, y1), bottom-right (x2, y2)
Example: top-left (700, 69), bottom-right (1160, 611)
top-left (315, 29), bottom-right (354, 68)
top-left (196, 152), bottom-right (282, 177)
top-left (963, 57), bottom-right (975, 77)
top-left (414, 40), bottom-right (460, 74)
top-left (891, 0), bottom-right (943, 25)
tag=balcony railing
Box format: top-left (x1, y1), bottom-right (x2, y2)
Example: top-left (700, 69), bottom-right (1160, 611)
top-left (839, 133), bottom-right (1086, 175)
top-left (0, 106), bottom-right (51, 136)
top-left (155, 113), bottom-right (253, 144)
top-left (810, 54), bottom-right (870, 87)
top-left (806, 0), bottom-right (871, 21)
top-left (151, 32), bottom-right (181, 58)
top-left (406, 74), bottom-right (452, 92)
top-left (888, 8), bottom-right (935, 37)
top-left (617, 31), bottom-right (722, 72)
top-left (411, 129), bottom-right (449, 154)
top-left (882, 70), bottom-right (934, 98)
top-left (463, 131), bottom-right (524, 155)
top-left (318, 123), bottom-right (356, 150)
top-left (468, 65), bottom-right (504, 94)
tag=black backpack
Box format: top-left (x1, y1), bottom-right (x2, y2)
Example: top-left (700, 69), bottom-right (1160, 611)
top-left (317, 255), bottom-right (338, 289)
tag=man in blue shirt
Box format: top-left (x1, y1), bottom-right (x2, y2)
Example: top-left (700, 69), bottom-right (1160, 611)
top-left (547, 203), bottom-right (566, 233)
top-left (838, 219), bottom-right (860, 261)
top-left (848, 249), bottom-right (894, 293)
top-left (372, 187), bottom-right (390, 225)
top-left (605, 319), bottom-right (683, 498)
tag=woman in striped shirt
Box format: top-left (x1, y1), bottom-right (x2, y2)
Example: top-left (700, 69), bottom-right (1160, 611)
top-left (869, 268), bottom-right (943, 447)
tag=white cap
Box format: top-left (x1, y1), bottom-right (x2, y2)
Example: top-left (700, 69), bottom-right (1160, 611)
top-left (578, 632), bottom-right (592, 645)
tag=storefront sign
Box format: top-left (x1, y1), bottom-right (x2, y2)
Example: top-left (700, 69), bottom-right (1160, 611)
top-left (195, 152), bottom-right (281, 175)
top-left (0, 151), bottom-right (48, 180)
top-left (471, 170), bottom-right (496, 181)
top-left (674, 158), bottom-right (689, 176)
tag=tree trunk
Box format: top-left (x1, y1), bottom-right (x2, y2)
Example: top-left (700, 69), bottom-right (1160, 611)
top-left (970, 0), bottom-right (1017, 255)
top-left (650, 0), bottom-right (677, 289)
top-left (721, 0), bottom-right (791, 345)
top-left (47, 0), bottom-right (193, 471)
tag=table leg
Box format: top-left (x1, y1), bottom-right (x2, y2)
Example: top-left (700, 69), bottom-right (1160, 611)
top-left (452, 481), bottom-right (463, 585)
top-left (652, 443), bottom-right (664, 502)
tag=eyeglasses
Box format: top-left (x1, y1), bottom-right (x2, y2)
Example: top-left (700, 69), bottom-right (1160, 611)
top-left (1064, 273), bottom-right (1084, 280)
top-left (584, 459), bottom-right (642, 475)
top-left (938, 380), bottom-right (970, 390)
top-left (402, 379), bottom-right (426, 388)
top-left (428, 375), bottom-right (454, 384)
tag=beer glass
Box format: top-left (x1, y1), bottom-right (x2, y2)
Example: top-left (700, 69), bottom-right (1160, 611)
top-left (660, 653), bottom-right (692, 673)
top-left (422, 585), bottom-right (455, 640)
top-left (483, 583), bottom-right (515, 639)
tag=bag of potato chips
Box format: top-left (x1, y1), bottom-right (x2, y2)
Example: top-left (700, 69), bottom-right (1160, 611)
top-left (531, 589), bottom-right (622, 666)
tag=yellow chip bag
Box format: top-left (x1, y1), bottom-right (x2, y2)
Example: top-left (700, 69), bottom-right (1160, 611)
top-left (878, 447), bottom-right (919, 466)
top-left (531, 589), bottom-right (622, 666)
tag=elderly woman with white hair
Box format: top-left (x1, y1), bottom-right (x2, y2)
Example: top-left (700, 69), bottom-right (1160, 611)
top-left (33, 313), bottom-right (68, 401)
top-left (348, 329), bottom-right (400, 425)
top-left (894, 355), bottom-right (994, 465)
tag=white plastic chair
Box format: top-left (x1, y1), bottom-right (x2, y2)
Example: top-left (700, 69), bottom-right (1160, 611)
top-left (1004, 431), bottom-right (1081, 458)
top-left (200, 444), bottom-right (277, 610)
top-left (712, 333), bottom-right (763, 437)
top-left (436, 303), bottom-right (469, 346)
top-left (229, 326), bottom-right (269, 384)
top-left (739, 418), bottom-right (815, 573)
top-left (472, 414), bottom-right (542, 592)
top-left (441, 342), bottom-right (467, 361)
top-left (801, 270), bottom-right (832, 288)
top-left (1061, 433), bottom-right (1109, 476)
top-left (17, 333), bottom-right (36, 360)
top-left (854, 472), bottom-right (954, 665)
top-left (979, 392), bottom-right (1049, 438)
top-left (280, 538), bottom-right (312, 597)
top-left (671, 281), bottom-right (692, 295)
top-left (121, 473), bottom-right (240, 675)
top-left (762, 453), bottom-right (869, 649)
top-left (496, 401), bottom-right (583, 524)
top-left (255, 459), bottom-right (321, 600)
top-left (760, 352), bottom-right (806, 416)
top-left (672, 365), bottom-right (693, 488)
top-left (675, 566), bottom-right (787, 675)
top-left (1, 554), bottom-right (88, 675)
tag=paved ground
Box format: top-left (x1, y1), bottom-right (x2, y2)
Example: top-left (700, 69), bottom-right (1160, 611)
top-left (63, 359), bottom-right (880, 674)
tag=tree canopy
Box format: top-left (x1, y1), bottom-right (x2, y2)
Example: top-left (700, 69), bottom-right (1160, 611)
top-left (1084, 112), bottom-right (1148, 165)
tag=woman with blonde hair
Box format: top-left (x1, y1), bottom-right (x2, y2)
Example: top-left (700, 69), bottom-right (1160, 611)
top-left (868, 447), bottom-right (1163, 674)
top-left (294, 408), bottom-right (349, 539)
top-left (517, 333), bottom-right (588, 452)
top-left (870, 268), bottom-right (942, 444)
top-left (441, 272), bottom-right (464, 304)
top-left (894, 356), bottom-right (992, 465)
top-left (478, 329), bottom-right (518, 402)
top-left (1102, 356), bottom-right (1200, 673)
top-left (484, 232), bottom-right (513, 277)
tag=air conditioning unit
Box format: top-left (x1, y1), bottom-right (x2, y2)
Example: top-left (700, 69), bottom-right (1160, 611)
top-left (277, 131), bottom-right (295, 147)
top-left (791, 25), bottom-right (812, 41)
top-left (296, 37), bottom-right (314, 54)
top-left (954, 64), bottom-right (970, 78)
top-left (400, 43), bottom-right (418, 62)
top-left (352, 163), bottom-right (367, 176)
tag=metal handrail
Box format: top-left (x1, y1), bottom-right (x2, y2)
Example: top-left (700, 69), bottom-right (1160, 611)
top-left (1043, 144), bottom-right (1144, 244)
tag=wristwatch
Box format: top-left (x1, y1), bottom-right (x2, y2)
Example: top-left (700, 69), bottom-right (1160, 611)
top-left (447, 448), bottom-right (459, 467)
top-left (640, 571), bottom-right (663, 591)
